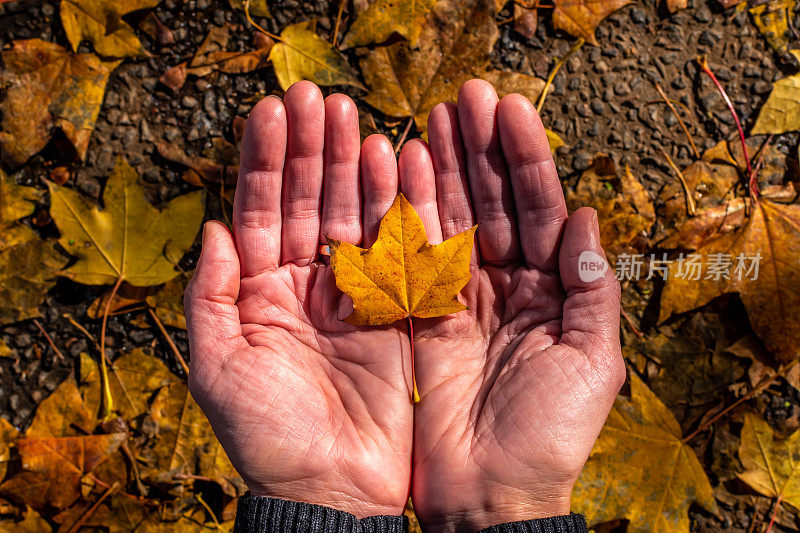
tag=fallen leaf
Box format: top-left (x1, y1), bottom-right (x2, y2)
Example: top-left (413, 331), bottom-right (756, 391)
top-left (329, 194), bottom-right (476, 326)
top-left (341, 0), bottom-right (437, 48)
top-left (360, 0), bottom-right (544, 136)
top-left (738, 412), bottom-right (800, 508)
top-left (49, 157), bottom-right (205, 287)
top-left (0, 39), bottom-right (120, 167)
top-left (146, 271), bottom-right (193, 329)
top-left (666, 0), bottom-right (688, 12)
top-left (0, 379), bottom-right (125, 510)
top-left (751, 50), bottom-right (800, 135)
top-left (228, 0), bottom-right (270, 17)
top-left (138, 12), bottom-right (175, 46)
top-left (188, 26), bottom-right (273, 77)
top-left (552, 0), bottom-right (632, 45)
top-left (157, 141), bottom-right (238, 195)
top-left (268, 21), bottom-right (365, 91)
top-left (0, 506), bottom-right (50, 533)
top-left (0, 240), bottom-right (67, 326)
top-left (660, 197), bottom-right (800, 362)
top-left (565, 155), bottom-right (654, 261)
top-left (749, 0), bottom-right (796, 53)
top-left (60, 0), bottom-right (161, 58)
top-left (80, 349), bottom-right (179, 424)
top-left (0, 340), bottom-right (11, 359)
top-left (141, 378), bottom-right (243, 497)
top-left (546, 129), bottom-right (565, 155)
top-left (0, 418), bottom-right (18, 482)
top-left (0, 169), bottom-right (41, 252)
top-left (572, 374), bottom-right (716, 532)
top-left (514, 3), bottom-right (539, 40)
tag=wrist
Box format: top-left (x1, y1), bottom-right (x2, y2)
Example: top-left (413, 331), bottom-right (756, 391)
top-left (421, 490), bottom-right (572, 533)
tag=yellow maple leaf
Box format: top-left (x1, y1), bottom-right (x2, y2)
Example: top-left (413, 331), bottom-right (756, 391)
top-left (48, 157), bottom-right (205, 287)
top-left (738, 412), bottom-right (800, 508)
top-left (572, 374), bottom-right (716, 532)
top-left (751, 50), bottom-right (800, 135)
top-left (552, 0), bottom-right (632, 45)
top-left (328, 193), bottom-right (476, 326)
top-left (60, 0), bottom-right (161, 58)
top-left (268, 21), bottom-right (365, 91)
top-left (341, 0), bottom-right (437, 48)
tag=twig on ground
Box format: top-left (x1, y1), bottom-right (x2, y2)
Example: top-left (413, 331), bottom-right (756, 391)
top-left (395, 117), bottom-right (414, 154)
top-left (147, 305), bottom-right (190, 376)
top-left (660, 148), bottom-right (697, 216)
top-left (332, 0), bottom-right (346, 46)
top-left (33, 319), bottom-right (65, 361)
top-left (65, 482), bottom-right (119, 533)
top-left (654, 83), bottom-right (700, 159)
top-left (63, 313), bottom-right (101, 352)
top-left (196, 493), bottom-right (222, 530)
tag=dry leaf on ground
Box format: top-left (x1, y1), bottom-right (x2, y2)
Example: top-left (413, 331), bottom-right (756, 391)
top-left (749, 0), bottom-right (796, 53)
top-left (552, 0), bottom-right (632, 45)
top-left (329, 194), bottom-right (476, 326)
top-left (0, 506), bottom-right (50, 533)
top-left (0, 39), bottom-right (120, 168)
top-left (146, 272), bottom-right (192, 329)
top-left (80, 350), bottom-right (179, 423)
top-left (738, 412), bottom-right (800, 508)
top-left (360, 0), bottom-right (544, 136)
top-left (0, 418), bottom-right (19, 482)
top-left (49, 157), bottom-right (205, 287)
top-left (565, 154), bottom-right (654, 261)
top-left (228, 0), bottom-right (270, 17)
top-left (60, 0), bottom-right (161, 58)
top-left (0, 240), bottom-right (67, 326)
top-left (269, 21), bottom-right (364, 91)
top-left (572, 374), bottom-right (716, 532)
top-left (0, 169), bottom-right (41, 252)
top-left (751, 50), bottom-right (800, 135)
top-left (341, 0), bottom-right (437, 48)
top-left (141, 378), bottom-right (244, 497)
top-left (0, 379), bottom-right (125, 510)
top-left (659, 196), bottom-right (800, 363)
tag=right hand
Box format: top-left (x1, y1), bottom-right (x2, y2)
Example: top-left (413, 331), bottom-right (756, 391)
top-left (184, 81), bottom-right (413, 518)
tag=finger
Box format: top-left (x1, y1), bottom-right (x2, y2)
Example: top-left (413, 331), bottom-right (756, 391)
top-left (399, 139), bottom-right (443, 244)
top-left (427, 102), bottom-right (475, 244)
top-left (321, 94), bottom-right (361, 245)
top-left (185, 222), bottom-right (247, 376)
top-left (457, 79), bottom-right (521, 265)
top-left (498, 94), bottom-right (568, 272)
top-left (361, 134), bottom-right (398, 247)
top-left (234, 96), bottom-right (286, 276)
top-left (281, 81), bottom-right (325, 266)
top-left (558, 208), bottom-right (624, 387)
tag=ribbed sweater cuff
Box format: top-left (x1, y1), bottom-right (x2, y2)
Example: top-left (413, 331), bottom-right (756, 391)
top-left (233, 493), bottom-right (409, 533)
top-left (476, 513), bottom-right (588, 533)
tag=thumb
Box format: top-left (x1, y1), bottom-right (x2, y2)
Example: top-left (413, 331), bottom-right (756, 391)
top-left (557, 208), bottom-right (624, 388)
top-left (184, 221), bottom-right (244, 377)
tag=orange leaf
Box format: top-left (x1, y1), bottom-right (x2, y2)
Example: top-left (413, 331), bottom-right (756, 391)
top-left (329, 194), bottom-right (476, 326)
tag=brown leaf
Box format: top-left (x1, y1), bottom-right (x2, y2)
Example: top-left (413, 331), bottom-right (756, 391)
top-left (660, 198), bottom-right (800, 362)
top-left (514, 3), bottom-right (538, 40)
top-left (0, 506), bottom-right (50, 533)
top-left (0, 39), bottom-right (120, 167)
top-left (188, 26), bottom-right (274, 77)
top-left (60, 0), bottom-right (161, 58)
top-left (0, 239), bottom-right (67, 326)
top-left (360, 0), bottom-right (544, 136)
top-left (566, 155), bottom-right (654, 261)
top-left (552, 0), bottom-right (632, 45)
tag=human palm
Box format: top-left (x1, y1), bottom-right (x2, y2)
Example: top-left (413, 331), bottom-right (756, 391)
top-left (185, 79), bottom-right (624, 529)
top-left (184, 82), bottom-right (412, 517)
top-left (397, 81), bottom-right (624, 531)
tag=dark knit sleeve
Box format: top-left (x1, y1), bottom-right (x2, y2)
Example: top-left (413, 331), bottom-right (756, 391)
top-left (476, 513), bottom-right (588, 533)
top-left (233, 493), bottom-right (409, 533)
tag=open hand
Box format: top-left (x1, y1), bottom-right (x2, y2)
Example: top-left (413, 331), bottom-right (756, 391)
top-left (400, 80), bottom-right (625, 532)
top-left (184, 82), bottom-right (413, 518)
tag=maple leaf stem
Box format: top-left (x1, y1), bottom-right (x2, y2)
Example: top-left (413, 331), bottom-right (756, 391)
top-left (99, 276), bottom-right (124, 421)
top-left (147, 304), bottom-right (190, 376)
top-left (697, 57), bottom-right (755, 196)
top-left (654, 82), bottom-right (701, 159)
top-left (537, 38), bottom-right (585, 114)
top-left (244, 0), bottom-right (283, 42)
top-left (65, 481), bottom-right (119, 533)
top-left (408, 315), bottom-right (420, 403)
top-left (765, 495), bottom-right (783, 533)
